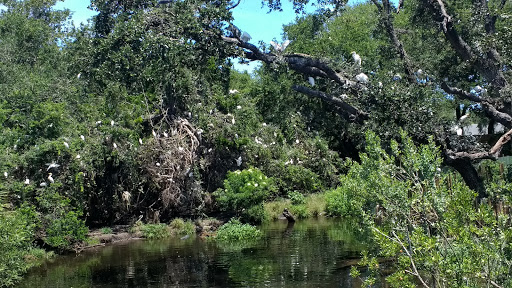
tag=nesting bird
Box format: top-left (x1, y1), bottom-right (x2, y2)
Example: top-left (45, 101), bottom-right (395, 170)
top-left (355, 73), bottom-right (369, 83)
top-left (80, 135), bottom-right (85, 141)
top-left (236, 156), bottom-right (242, 167)
top-left (47, 173), bottom-right (54, 183)
top-left (63, 142), bottom-right (69, 149)
top-left (24, 178), bottom-right (30, 185)
top-left (351, 51), bottom-right (361, 66)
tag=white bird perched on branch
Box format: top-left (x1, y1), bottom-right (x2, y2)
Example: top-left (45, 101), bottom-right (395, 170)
top-left (80, 135), bottom-right (85, 141)
top-left (351, 51), bottom-right (361, 66)
top-left (3, 172), bottom-right (7, 178)
top-left (139, 138), bottom-right (143, 145)
top-left (63, 142), bottom-right (69, 149)
top-left (240, 31), bottom-right (252, 42)
top-left (47, 173), bottom-right (54, 183)
top-left (270, 40), bottom-right (291, 52)
top-left (308, 77), bottom-right (315, 86)
top-left (355, 73), bottom-right (369, 83)
top-left (236, 156), bottom-right (242, 167)
top-left (113, 142), bottom-right (118, 149)
top-left (111, 120), bottom-right (115, 126)
top-left (24, 178), bottom-right (30, 185)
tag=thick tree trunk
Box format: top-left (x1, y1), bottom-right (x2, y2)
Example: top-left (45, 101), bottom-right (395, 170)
top-left (445, 157), bottom-right (487, 201)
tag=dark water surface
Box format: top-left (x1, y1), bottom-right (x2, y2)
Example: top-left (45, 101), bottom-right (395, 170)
top-left (19, 218), bottom-right (369, 288)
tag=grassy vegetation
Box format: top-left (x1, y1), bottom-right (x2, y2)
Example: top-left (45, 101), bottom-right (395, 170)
top-left (215, 219), bottom-right (262, 241)
top-left (169, 218), bottom-right (196, 236)
top-left (263, 193), bottom-right (326, 221)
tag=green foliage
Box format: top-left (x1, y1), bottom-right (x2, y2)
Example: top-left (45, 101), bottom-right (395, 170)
top-left (139, 224), bottom-right (170, 239)
top-left (288, 190), bottom-right (306, 205)
top-left (214, 168), bottom-right (275, 219)
top-left (215, 219), bottom-right (263, 242)
top-left (169, 218), bottom-right (196, 236)
top-left (36, 187), bottom-right (88, 250)
top-left (100, 227), bottom-right (112, 234)
top-left (0, 208), bottom-right (38, 287)
top-left (332, 131), bottom-right (512, 287)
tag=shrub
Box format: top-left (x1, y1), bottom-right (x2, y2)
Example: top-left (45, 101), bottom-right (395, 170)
top-left (215, 219), bottom-right (262, 241)
top-left (139, 224), bottom-right (170, 239)
top-left (288, 190), bottom-right (306, 205)
top-left (289, 204), bottom-right (309, 219)
top-left (100, 227), bottom-right (113, 234)
top-left (169, 218), bottom-right (196, 236)
top-left (0, 207), bottom-right (37, 287)
top-left (214, 168), bottom-right (275, 222)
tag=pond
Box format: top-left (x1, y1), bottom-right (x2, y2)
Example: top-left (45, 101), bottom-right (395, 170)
top-left (19, 218), bottom-right (372, 288)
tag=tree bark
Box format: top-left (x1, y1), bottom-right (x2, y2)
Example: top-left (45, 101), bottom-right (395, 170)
top-left (444, 157), bottom-right (486, 200)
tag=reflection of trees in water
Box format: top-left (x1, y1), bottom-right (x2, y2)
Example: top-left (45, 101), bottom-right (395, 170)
top-left (19, 220), bottom-right (370, 287)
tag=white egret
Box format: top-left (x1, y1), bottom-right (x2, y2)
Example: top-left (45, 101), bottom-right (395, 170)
top-left (80, 135), bottom-right (85, 141)
top-left (270, 41), bottom-right (281, 51)
top-left (459, 113), bottom-right (470, 123)
top-left (63, 142), bottom-right (69, 149)
top-left (231, 117), bottom-right (236, 125)
top-left (139, 138), bottom-right (143, 145)
top-left (152, 130), bottom-right (157, 137)
top-left (156, 162), bottom-right (161, 167)
top-left (281, 40), bottom-right (291, 51)
top-left (76, 154), bottom-right (81, 159)
top-left (378, 82), bottom-right (383, 88)
top-left (236, 105), bottom-right (242, 109)
top-left (308, 77), bottom-right (315, 86)
top-left (47, 173), bottom-right (54, 183)
top-left (236, 156), bottom-right (242, 167)
top-left (393, 74), bottom-right (402, 81)
top-left (355, 73), bottom-right (369, 83)
top-left (46, 162), bottom-right (60, 171)
top-left (24, 178), bottom-right (30, 185)
top-left (229, 89), bottom-right (239, 94)
top-left (163, 131), bottom-right (169, 137)
top-left (3, 172), bottom-right (7, 178)
top-left (270, 40), bottom-right (291, 52)
top-left (240, 31), bottom-right (252, 42)
top-left (40, 182), bottom-right (47, 187)
top-left (351, 51), bottom-right (361, 66)
top-left (113, 142), bottom-right (118, 149)
top-left (77, 73), bottom-right (81, 79)
top-left (456, 126), bottom-right (463, 136)
top-left (111, 120), bottom-right (115, 126)
top-left (96, 121), bottom-right (102, 125)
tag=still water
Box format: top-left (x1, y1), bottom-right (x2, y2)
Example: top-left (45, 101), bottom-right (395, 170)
top-left (19, 218), bottom-right (370, 288)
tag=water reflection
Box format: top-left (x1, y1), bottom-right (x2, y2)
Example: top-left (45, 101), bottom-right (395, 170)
top-left (19, 218), bottom-right (369, 288)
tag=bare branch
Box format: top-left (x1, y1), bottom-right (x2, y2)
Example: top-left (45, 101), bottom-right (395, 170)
top-left (291, 85), bottom-right (368, 124)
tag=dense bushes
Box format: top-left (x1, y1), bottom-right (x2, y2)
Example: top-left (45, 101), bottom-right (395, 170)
top-left (0, 207), bottom-right (50, 287)
top-left (329, 131), bottom-right (512, 287)
top-left (214, 168), bottom-right (276, 223)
